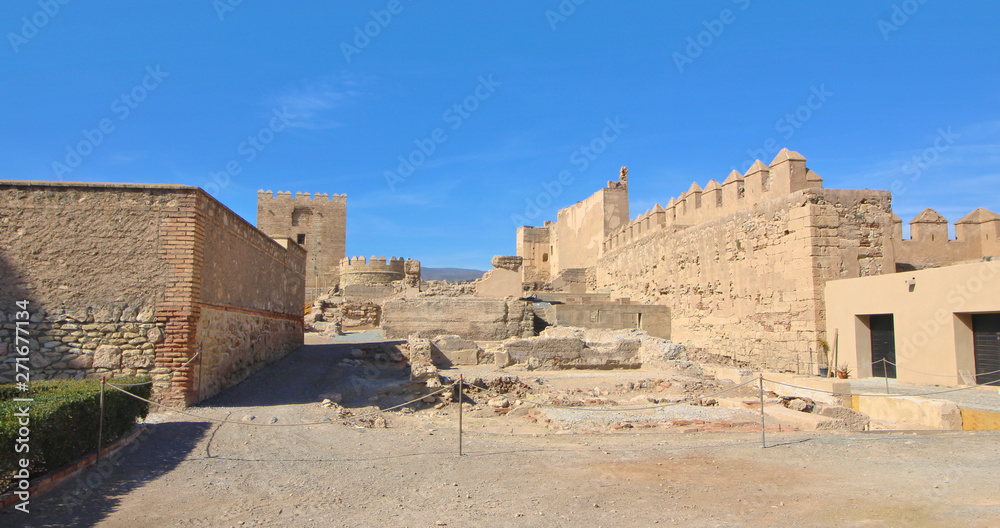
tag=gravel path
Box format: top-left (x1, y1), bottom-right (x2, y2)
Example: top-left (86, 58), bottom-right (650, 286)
top-left (4, 337), bottom-right (1000, 527)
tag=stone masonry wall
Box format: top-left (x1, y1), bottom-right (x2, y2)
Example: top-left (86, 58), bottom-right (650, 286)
top-left (0, 181), bottom-right (305, 406)
top-left (595, 188), bottom-right (893, 371)
top-left (0, 183), bottom-right (178, 386)
top-left (191, 193), bottom-right (304, 403)
top-left (195, 307), bottom-right (302, 400)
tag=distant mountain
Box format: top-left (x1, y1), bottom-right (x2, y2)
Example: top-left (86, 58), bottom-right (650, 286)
top-left (421, 267), bottom-right (485, 282)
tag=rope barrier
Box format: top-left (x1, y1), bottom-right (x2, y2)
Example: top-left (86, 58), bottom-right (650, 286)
top-left (880, 359), bottom-right (1000, 380)
top-left (95, 370), bottom-right (1000, 462)
top-left (763, 376), bottom-right (1000, 398)
top-left (106, 351), bottom-right (204, 388)
top-left (105, 382), bottom-right (457, 427)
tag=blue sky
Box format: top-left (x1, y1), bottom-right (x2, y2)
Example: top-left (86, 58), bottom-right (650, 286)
top-left (3, 1), bottom-right (998, 269)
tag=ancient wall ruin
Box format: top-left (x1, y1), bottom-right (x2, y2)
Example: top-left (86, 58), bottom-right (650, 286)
top-left (515, 226), bottom-right (551, 283)
top-left (592, 151), bottom-right (894, 371)
top-left (890, 208), bottom-right (1000, 270)
top-left (0, 181), bottom-right (305, 405)
top-left (476, 256), bottom-right (524, 298)
top-left (381, 298), bottom-right (535, 341)
top-left (548, 303), bottom-right (670, 339)
top-left (257, 190), bottom-right (346, 300)
top-left (518, 169), bottom-right (629, 282)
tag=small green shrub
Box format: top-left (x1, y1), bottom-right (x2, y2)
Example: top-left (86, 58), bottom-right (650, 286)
top-left (0, 377), bottom-right (151, 492)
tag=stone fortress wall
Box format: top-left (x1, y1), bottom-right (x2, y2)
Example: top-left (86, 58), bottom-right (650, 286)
top-left (890, 208), bottom-right (1000, 270)
top-left (517, 170), bottom-right (630, 284)
top-left (602, 149), bottom-right (824, 253)
top-left (519, 149), bottom-right (903, 371)
top-left (257, 190), bottom-right (347, 300)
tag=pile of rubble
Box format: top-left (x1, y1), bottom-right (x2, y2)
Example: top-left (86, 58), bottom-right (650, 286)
top-left (305, 297), bottom-right (382, 334)
top-left (495, 327), bottom-right (688, 370)
top-left (417, 280), bottom-right (477, 297)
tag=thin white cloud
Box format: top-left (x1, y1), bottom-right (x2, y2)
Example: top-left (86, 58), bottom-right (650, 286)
top-left (270, 73), bottom-right (372, 130)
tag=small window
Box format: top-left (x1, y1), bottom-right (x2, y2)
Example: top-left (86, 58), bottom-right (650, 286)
top-left (296, 234), bottom-right (306, 244)
top-left (292, 206), bottom-right (312, 227)
top-left (542, 253), bottom-right (549, 262)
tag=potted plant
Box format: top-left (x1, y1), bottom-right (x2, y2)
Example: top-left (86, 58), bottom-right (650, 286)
top-left (836, 363), bottom-right (851, 379)
top-left (817, 339), bottom-right (830, 377)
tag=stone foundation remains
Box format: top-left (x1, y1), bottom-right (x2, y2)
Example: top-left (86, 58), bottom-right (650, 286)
top-left (382, 298), bottom-right (535, 341)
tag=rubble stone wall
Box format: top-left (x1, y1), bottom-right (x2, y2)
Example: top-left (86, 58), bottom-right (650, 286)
top-left (595, 188), bottom-right (893, 371)
top-left (195, 307), bottom-right (302, 400)
top-left (0, 182), bottom-right (180, 387)
top-left (0, 181), bottom-right (305, 405)
top-left (195, 194), bottom-right (305, 401)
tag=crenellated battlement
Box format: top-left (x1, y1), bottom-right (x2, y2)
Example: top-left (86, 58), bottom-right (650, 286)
top-left (257, 189), bottom-right (347, 202)
top-left (891, 207), bottom-right (1000, 269)
top-left (603, 148), bottom-right (824, 253)
top-left (341, 255), bottom-right (407, 271)
top-left (339, 256), bottom-right (410, 287)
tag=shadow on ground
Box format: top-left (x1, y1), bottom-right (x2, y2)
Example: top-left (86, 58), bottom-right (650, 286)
top-left (203, 333), bottom-right (411, 409)
top-left (0, 421), bottom-right (211, 528)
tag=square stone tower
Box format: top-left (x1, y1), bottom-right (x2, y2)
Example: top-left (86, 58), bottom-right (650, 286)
top-left (257, 190), bottom-right (346, 300)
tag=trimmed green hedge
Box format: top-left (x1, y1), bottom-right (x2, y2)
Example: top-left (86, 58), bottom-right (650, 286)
top-left (0, 377), bottom-right (151, 493)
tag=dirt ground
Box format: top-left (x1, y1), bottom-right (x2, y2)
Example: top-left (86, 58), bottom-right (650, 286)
top-left (4, 334), bottom-right (1000, 528)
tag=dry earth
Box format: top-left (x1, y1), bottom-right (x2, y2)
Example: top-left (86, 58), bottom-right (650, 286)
top-left (4, 334), bottom-right (1000, 528)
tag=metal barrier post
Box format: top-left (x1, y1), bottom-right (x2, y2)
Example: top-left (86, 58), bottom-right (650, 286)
top-left (458, 375), bottom-right (464, 456)
top-left (883, 359), bottom-right (890, 395)
top-left (759, 374), bottom-right (766, 449)
top-left (97, 376), bottom-right (106, 466)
